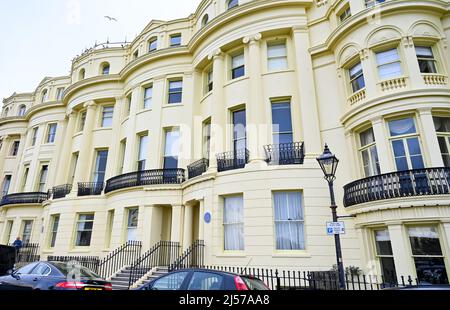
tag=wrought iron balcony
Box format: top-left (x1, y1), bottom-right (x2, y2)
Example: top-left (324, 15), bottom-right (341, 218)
top-left (264, 142), bottom-right (305, 165)
top-left (78, 182), bottom-right (104, 196)
top-left (187, 159), bottom-right (209, 179)
top-left (0, 192), bottom-right (49, 206)
top-left (343, 167), bottom-right (450, 207)
top-left (216, 149), bottom-right (249, 172)
top-left (52, 184), bottom-right (73, 199)
top-left (104, 168), bottom-right (186, 194)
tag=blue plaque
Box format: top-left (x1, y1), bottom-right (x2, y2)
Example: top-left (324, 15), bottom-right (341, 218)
top-left (204, 212), bottom-right (211, 224)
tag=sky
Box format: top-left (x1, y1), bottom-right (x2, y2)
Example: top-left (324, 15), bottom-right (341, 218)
top-left (0, 0), bottom-right (202, 100)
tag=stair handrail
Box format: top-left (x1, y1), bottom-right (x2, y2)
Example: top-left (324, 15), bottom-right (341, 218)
top-left (169, 240), bottom-right (205, 272)
top-left (127, 241), bottom-right (180, 288)
top-left (98, 240), bottom-right (142, 279)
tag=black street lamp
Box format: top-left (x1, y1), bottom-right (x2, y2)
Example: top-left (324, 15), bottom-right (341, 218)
top-left (316, 144), bottom-right (346, 290)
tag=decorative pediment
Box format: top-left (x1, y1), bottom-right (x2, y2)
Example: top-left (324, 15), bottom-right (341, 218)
top-left (366, 27), bottom-right (402, 48)
top-left (409, 22), bottom-right (441, 39)
top-left (338, 44), bottom-right (361, 67)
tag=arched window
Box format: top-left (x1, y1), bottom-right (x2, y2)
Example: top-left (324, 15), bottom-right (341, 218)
top-left (18, 105), bottom-right (26, 116)
top-left (79, 68), bottom-right (85, 81)
top-left (3, 107), bottom-right (9, 117)
top-left (227, 0), bottom-right (238, 10)
top-left (202, 14), bottom-right (209, 27)
top-left (41, 89), bottom-right (48, 103)
top-left (101, 62), bottom-right (110, 75)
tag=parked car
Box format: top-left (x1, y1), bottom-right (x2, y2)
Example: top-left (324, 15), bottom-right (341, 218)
top-left (0, 261), bottom-right (112, 290)
top-left (138, 268), bottom-right (270, 290)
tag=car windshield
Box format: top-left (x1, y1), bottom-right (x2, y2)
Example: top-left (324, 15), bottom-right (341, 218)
top-left (242, 276), bottom-right (269, 290)
top-left (50, 262), bottom-right (101, 279)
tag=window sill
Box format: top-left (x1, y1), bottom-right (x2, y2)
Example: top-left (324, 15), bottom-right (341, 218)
top-left (163, 103), bottom-right (184, 108)
top-left (216, 252), bottom-right (246, 258)
top-left (200, 91), bottom-right (212, 103)
top-left (73, 132), bottom-right (83, 138)
top-left (272, 251), bottom-right (311, 258)
top-left (136, 108), bottom-right (153, 116)
top-left (93, 127), bottom-right (112, 132)
top-left (224, 76), bottom-right (249, 87)
top-left (261, 68), bottom-right (295, 77)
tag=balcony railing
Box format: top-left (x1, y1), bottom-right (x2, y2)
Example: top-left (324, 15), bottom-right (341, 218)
top-left (104, 169), bottom-right (186, 194)
top-left (423, 74), bottom-right (447, 86)
top-left (0, 192), bottom-right (49, 206)
top-left (52, 184), bottom-right (73, 199)
top-left (264, 142), bottom-right (305, 165)
top-left (348, 88), bottom-right (366, 106)
top-left (379, 76), bottom-right (407, 92)
top-left (187, 159), bottom-right (209, 179)
top-left (216, 149), bottom-right (249, 172)
top-left (343, 167), bottom-right (450, 207)
top-left (77, 182), bottom-right (104, 196)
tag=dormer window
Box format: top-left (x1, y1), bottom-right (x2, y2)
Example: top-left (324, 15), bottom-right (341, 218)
top-left (101, 63), bottom-right (110, 75)
top-left (227, 0), bottom-right (238, 10)
top-left (41, 89), bottom-right (49, 103)
top-left (202, 14), bottom-right (209, 27)
top-left (18, 105), bottom-right (26, 116)
top-left (149, 38), bottom-right (157, 52)
top-left (170, 34), bottom-right (181, 47)
top-left (339, 6), bottom-right (352, 23)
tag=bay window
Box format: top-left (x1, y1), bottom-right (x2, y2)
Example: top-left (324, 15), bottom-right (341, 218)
top-left (374, 229), bottom-right (397, 284)
top-left (49, 215), bottom-right (60, 248)
top-left (93, 150), bottom-right (108, 184)
top-left (75, 214), bottom-right (94, 247)
top-left (137, 134), bottom-right (148, 171)
top-left (433, 116), bottom-right (450, 167)
top-left (101, 106), bottom-right (114, 127)
top-left (415, 46), bottom-right (438, 74)
top-left (21, 220), bottom-right (33, 244)
top-left (143, 86), bottom-right (153, 109)
top-left (376, 48), bottom-right (403, 80)
top-left (168, 80), bottom-right (183, 104)
top-left (267, 41), bottom-right (288, 71)
top-left (126, 208), bottom-right (139, 241)
top-left (349, 62), bottom-right (365, 93)
top-left (231, 52), bottom-right (245, 79)
top-left (359, 128), bottom-right (381, 176)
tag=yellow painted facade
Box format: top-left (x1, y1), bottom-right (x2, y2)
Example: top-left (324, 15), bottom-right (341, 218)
top-left (0, 0), bottom-right (449, 283)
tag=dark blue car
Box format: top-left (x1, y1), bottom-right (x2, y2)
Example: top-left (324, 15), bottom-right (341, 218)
top-left (0, 261), bottom-right (112, 290)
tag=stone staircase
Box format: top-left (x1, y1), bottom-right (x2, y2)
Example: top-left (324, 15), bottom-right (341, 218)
top-left (110, 266), bottom-right (169, 290)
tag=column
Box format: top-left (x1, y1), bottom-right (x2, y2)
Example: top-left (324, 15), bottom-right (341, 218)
top-left (55, 110), bottom-right (77, 185)
top-left (104, 96), bottom-right (124, 179)
top-left (292, 26), bottom-right (322, 156)
top-left (442, 222), bottom-right (450, 261)
top-left (122, 88), bottom-right (139, 173)
top-left (402, 37), bottom-right (425, 89)
top-left (359, 48), bottom-right (378, 98)
top-left (243, 33), bottom-right (267, 165)
top-left (182, 203), bottom-right (194, 249)
top-left (371, 116), bottom-right (394, 173)
top-left (417, 107), bottom-right (444, 167)
top-left (198, 199), bottom-right (205, 241)
top-left (171, 204), bottom-right (184, 244)
top-left (388, 224), bottom-right (416, 279)
top-left (72, 101), bottom-right (97, 187)
top-left (207, 49), bottom-right (226, 172)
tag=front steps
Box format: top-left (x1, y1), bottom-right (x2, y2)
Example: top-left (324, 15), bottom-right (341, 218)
top-left (110, 266), bottom-right (169, 290)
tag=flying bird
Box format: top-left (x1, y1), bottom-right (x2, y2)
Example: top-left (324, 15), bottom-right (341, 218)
top-left (104, 16), bottom-right (118, 22)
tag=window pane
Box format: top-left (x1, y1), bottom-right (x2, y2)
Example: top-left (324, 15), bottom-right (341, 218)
top-left (223, 196), bottom-right (244, 251)
top-left (233, 110), bottom-right (246, 141)
top-left (272, 102), bottom-right (292, 133)
top-left (413, 257), bottom-right (449, 285)
top-left (388, 118), bottom-right (416, 136)
top-left (138, 135), bottom-right (148, 161)
top-left (149, 39), bottom-right (157, 51)
top-left (268, 43), bottom-right (287, 58)
top-left (378, 62), bottom-right (402, 79)
top-left (94, 151), bottom-right (108, 183)
top-left (349, 62), bottom-right (362, 77)
top-left (409, 227), bottom-right (442, 255)
top-left (360, 128), bottom-right (375, 147)
top-left (127, 208), bottom-right (139, 227)
top-left (232, 53), bottom-right (245, 68)
top-left (165, 130), bottom-right (180, 157)
top-left (376, 49), bottom-right (400, 65)
top-left (370, 145), bottom-right (381, 175)
top-left (433, 117), bottom-right (450, 133)
top-left (152, 272), bottom-right (189, 290)
top-left (415, 46), bottom-right (433, 57)
top-left (375, 230), bottom-right (393, 256)
top-left (273, 192), bottom-right (305, 250)
top-left (170, 35), bottom-right (181, 46)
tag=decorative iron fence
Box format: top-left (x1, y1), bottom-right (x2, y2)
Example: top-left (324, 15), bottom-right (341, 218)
top-left (201, 266), bottom-right (425, 290)
top-left (52, 184), bottom-right (73, 199)
top-left (264, 142), bottom-right (305, 165)
top-left (169, 240), bottom-right (205, 271)
top-left (0, 192), bottom-right (48, 206)
top-left (128, 241), bottom-right (180, 288)
top-left (47, 256), bottom-right (100, 273)
top-left (97, 240), bottom-right (142, 279)
top-left (77, 182), bottom-right (104, 196)
top-left (187, 159), bottom-right (209, 179)
top-left (216, 149), bottom-right (249, 172)
top-left (104, 169), bottom-right (185, 193)
top-left (344, 167), bottom-right (450, 207)
top-left (9, 243), bottom-right (40, 263)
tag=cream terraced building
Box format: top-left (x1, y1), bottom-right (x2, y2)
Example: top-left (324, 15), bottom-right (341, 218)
top-left (0, 0), bottom-right (450, 285)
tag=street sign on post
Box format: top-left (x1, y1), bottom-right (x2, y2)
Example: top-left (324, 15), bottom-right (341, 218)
top-left (326, 221), bottom-right (345, 235)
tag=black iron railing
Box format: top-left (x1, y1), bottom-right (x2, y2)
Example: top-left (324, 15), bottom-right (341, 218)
top-left (187, 159), bottom-right (209, 179)
top-left (200, 266), bottom-right (427, 290)
top-left (264, 142), bottom-right (305, 165)
top-left (52, 184), bottom-right (73, 199)
top-left (344, 167), bottom-right (450, 207)
top-left (98, 240), bottom-right (142, 279)
top-left (169, 240), bottom-right (205, 271)
top-left (216, 149), bottom-right (249, 172)
top-left (47, 241), bottom-right (143, 279)
top-left (0, 192), bottom-right (48, 206)
top-left (104, 169), bottom-right (186, 194)
top-left (128, 241), bottom-right (180, 288)
top-left (9, 243), bottom-right (40, 263)
top-left (48, 256), bottom-right (101, 273)
top-left (77, 182), bottom-right (104, 196)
